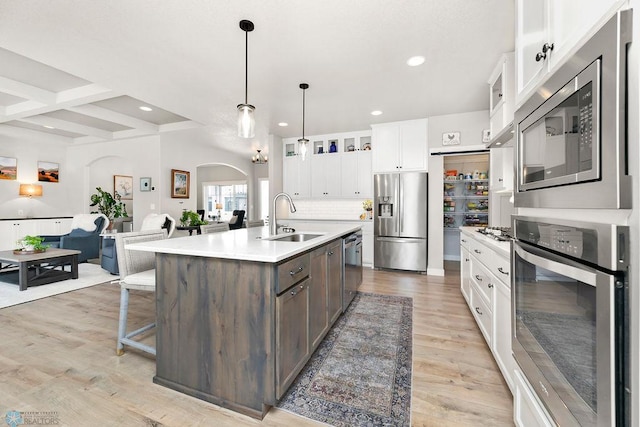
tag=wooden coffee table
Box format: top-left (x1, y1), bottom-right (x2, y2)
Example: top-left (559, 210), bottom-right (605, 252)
top-left (0, 248), bottom-right (81, 291)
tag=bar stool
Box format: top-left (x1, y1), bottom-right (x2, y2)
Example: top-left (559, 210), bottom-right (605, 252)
top-left (115, 229), bottom-right (167, 356)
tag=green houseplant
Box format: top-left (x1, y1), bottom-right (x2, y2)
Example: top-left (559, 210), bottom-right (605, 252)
top-left (180, 210), bottom-right (207, 227)
top-left (89, 187), bottom-right (129, 221)
top-left (16, 235), bottom-right (48, 252)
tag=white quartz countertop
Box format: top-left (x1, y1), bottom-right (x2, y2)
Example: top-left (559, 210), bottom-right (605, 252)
top-left (459, 226), bottom-right (511, 258)
top-left (126, 223), bottom-right (361, 263)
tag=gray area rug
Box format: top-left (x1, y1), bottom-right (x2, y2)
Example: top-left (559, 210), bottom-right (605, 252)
top-left (277, 292), bottom-right (413, 426)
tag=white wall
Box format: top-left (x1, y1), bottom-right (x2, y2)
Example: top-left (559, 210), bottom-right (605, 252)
top-left (1, 123), bottom-right (267, 236)
top-left (0, 126), bottom-right (73, 218)
top-left (427, 110), bottom-right (490, 275)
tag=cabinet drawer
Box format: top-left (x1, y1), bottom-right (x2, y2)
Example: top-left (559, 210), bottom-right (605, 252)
top-left (470, 284), bottom-right (493, 347)
top-left (276, 253), bottom-right (310, 294)
top-left (460, 234), bottom-right (471, 250)
top-left (468, 238), bottom-right (489, 264)
top-left (487, 252), bottom-right (510, 285)
top-left (470, 256), bottom-right (494, 307)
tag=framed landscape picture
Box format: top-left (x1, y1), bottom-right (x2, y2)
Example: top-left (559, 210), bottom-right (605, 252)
top-left (171, 169), bottom-right (189, 198)
top-left (114, 175), bottom-right (133, 200)
top-left (0, 156), bottom-right (17, 180)
top-left (38, 161), bottom-right (59, 182)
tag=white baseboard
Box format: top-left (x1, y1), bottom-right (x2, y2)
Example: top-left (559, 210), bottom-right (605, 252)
top-left (427, 267), bottom-right (445, 276)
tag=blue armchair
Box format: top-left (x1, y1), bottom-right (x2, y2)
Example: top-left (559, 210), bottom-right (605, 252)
top-left (41, 214), bottom-right (109, 263)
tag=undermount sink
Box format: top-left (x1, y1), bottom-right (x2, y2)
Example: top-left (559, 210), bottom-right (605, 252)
top-left (269, 233), bottom-right (323, 242)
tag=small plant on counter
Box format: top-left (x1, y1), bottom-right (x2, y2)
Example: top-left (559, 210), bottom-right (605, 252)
top-left (180, 210), bottom-right (207, 227)
top-left (362, 199), bottom-right (373, 211)
top-left (16, 235), bottom-right (48, 252)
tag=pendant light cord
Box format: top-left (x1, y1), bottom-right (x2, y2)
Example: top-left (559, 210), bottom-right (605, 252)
top-left (244, 30), bottom-right (249, 105)
top-left (302, 87), bottom-right (305, 139)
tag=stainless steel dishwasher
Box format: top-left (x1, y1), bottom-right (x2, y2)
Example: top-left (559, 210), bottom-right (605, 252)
top-left (343, 232), bottom-right (362, 311)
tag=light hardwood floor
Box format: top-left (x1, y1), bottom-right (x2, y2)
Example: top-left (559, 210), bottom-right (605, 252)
top-left (0, 268), bottom-right (513, 426)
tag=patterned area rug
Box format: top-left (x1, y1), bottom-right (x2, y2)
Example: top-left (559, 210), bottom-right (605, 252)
top-left (277, 292), bottom-right (413, 426)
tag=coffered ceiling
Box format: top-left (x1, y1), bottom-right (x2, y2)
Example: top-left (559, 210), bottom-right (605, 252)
top-left (0, 0), bottom-right (515, 157)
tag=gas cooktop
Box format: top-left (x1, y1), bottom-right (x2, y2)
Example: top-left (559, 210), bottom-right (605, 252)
top-left (476, 226), bottom-right (513, 242)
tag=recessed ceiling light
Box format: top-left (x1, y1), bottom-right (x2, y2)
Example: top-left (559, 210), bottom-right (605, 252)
top-left (371, 110), bottom-right (383, 116)
top-left (406, 56), bottom-right (425, 66)
top-left (139, 106), bottom-right (153, 112)
top-left (278, 122), bottom-right (288, 127)
top-left (43, 125), bottom-right (55, 129)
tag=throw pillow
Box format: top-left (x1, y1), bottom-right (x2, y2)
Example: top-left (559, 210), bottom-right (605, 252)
top-left (229, 215), bottom-right (238, 225)
top-left (141, 214), bottom-right (168, 231)
top-left (71, 214), bottom-right (101, 232)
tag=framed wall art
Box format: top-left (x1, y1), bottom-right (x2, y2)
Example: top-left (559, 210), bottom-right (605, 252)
top-left (442, 132), bottom-right (461, 146)
top-left (140, 177), bottom-right (152, 192)
top-left (38, 161), bottom-right (59, 182)
top-left (171, 169), bottom-right (190, 198)
top-left (0, 156), bottom-right (17, 180)
top-left (114, 175), bottom-right (134, 200)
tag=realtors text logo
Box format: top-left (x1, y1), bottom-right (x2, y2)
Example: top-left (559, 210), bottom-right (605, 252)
top-left (4, 411), bottom-right (59, 426)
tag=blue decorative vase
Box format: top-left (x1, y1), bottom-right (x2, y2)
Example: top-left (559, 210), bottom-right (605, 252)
top-left (329, 141), bottom-right (337, 153)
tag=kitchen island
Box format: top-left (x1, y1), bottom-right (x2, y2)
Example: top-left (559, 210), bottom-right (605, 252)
top-left (128, 224), bottom-right (360, 419)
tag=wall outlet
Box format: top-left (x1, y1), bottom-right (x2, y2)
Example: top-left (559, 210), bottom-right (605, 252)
top-left (18, 209), bottom-right (24, 216)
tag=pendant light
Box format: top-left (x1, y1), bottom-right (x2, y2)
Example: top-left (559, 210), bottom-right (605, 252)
top-left (298, 83), bottom-right (309, 161)
top-left (237, 19), bottom-right (255, 138)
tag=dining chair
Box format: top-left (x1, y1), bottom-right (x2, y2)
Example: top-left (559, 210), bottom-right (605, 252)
top-left (246, 219), bottom-right (264, 228)
top-left (200, 223), bottom-right (230, 234)
top-left (115, 229), bottom-right (167, 356)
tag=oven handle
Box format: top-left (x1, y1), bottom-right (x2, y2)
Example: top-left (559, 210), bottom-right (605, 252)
top-left (514, 242), bottom-right (597, 286)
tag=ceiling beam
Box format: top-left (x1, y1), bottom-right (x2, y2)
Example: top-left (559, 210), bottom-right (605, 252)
top-left (0, 76), bottom-right (56, 104)
top-left (20, 116), bottom-right (113, 140)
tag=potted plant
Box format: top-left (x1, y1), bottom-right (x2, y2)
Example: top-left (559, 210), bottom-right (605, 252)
top-left (89, 187), bottom-right (129, 222)
top-left (16, 235), bottom-right (48, 252)
top-left (180, 210), bottom-right (207, 227)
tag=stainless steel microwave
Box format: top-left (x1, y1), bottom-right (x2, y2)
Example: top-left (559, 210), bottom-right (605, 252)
top-left (514, 10), bottom-right (632, 209)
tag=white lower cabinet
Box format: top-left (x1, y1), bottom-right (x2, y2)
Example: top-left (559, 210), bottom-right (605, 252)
top-left (0, 218), bottom-right (73, 251)
top-left (514, 370), bottom-right (554, 427)
top-left (460, 230), bottom-right (514, 392)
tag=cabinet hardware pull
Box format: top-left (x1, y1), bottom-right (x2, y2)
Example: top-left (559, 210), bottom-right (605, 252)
top-left (289, 266), bottom-right (304, 276)
top-left (475, 307), bottom-right (483, 315)
top-left (465, 258), bottom-right (469, 262)
top-left (542, 42), bottom-right (554, 53)
top-left (535, 51), bottom-right (546, 62)
top-left (461, 239), bottom-right (467, 243)
top-left (475, 274), bottom-right (482, 282)
top-left (498, 93), bottom-right (503, 98)
top-left (488, 283), bottom-right (494, 288)
top-left (290, 289), bottom-right (297, 296)
top-left (474, 249), bottom-right (481, 254)
top-left (498, 267), bottom-right (509, 275)
top-left (328, 251), bottom-right (333, 256)
top-left (300, 284), bottom-right (304, 290)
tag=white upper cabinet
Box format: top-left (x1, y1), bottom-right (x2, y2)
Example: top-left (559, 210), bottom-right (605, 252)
top-left (488, 52), bottom-right (515, 141)
top-left (283, 139), bottom-right (311, 198)
top-left (341, 150), bottom-right (372, 198)
top-left (371, 119), bottom-right (428, 173)
top-left (311, 154), bottom-right (342, 198)
top-left (515, 0), bottom-right (625, 107)
top-left (284, 131), bottom-right (372, 199)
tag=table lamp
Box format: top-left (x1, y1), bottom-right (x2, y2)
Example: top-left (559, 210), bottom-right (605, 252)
top-left (215, 203), bottom-right (223, 220)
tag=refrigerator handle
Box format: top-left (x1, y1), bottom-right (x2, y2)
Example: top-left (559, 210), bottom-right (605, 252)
top-left (398, 177), bottom-right (403, 233)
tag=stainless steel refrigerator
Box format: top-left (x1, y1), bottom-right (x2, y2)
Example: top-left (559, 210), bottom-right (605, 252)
top-left (374, 172), bottom-right (428, 272)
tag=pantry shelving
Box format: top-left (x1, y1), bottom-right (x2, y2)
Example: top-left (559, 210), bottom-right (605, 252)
top-left (443, 178), bottom-right (489, 229)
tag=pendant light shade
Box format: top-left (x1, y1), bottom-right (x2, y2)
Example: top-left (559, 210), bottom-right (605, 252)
top-left (298, 83), bottom-right (309, 161)
top-left (237, 19), bottom-right (255, 138)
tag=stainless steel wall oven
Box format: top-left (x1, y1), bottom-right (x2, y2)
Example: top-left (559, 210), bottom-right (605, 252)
top-left (512, 215), bottom-right (629, 426)
top-left (514, 10), bottom-right (632, 209)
